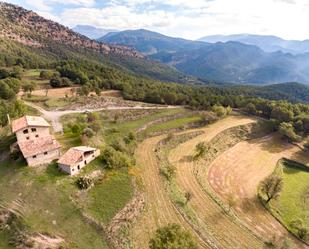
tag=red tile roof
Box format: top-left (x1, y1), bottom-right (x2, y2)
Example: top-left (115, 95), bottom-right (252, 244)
top-left (12, 116), bottom-right (50, 133)
top-left (58, 146), bottom-right (96, 166)
top-left (18, 135), bottom-right (61, 158)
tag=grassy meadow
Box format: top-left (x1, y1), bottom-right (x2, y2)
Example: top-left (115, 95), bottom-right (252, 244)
top-left (272, 159), bottom-right (309, 242)
top-left (0, 106), bottom-right (204, 248)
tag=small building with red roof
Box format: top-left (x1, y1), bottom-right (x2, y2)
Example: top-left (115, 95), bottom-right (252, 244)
top-left (58, 146), bottom-right (100, 175)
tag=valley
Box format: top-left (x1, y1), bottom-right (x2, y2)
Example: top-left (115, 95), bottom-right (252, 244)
top-left (1, 2), bottom-right (309, 249)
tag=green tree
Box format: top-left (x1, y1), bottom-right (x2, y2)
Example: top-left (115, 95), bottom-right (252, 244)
top-left (271, 106), bottom-right (294, 122)
top-left (193, 142), bottom-right (207, 161)
top-left (246, 103), bottom-right (257, 115)
top-left (149, 223), bottom-right (198, 249)
top-left (22, 81), bottom-right (36, 96)
top-left (278, 122), bottom-right (301, 142)
top-left (260, 175), bottom-right (283, 203)
top-left (40, 70), bottom-right (53, 80)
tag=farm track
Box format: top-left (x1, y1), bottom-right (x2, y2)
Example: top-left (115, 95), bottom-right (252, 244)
top-left (168, 116), bottom-right (264, 249)
top-left (23, 101), bottom-right (180, 133)
top-left (208, 135), bottom-right (309, 248)
top-left (131, 135), bottom-right (211, 249)
top-left (132, 115), bottom-right (266, 249)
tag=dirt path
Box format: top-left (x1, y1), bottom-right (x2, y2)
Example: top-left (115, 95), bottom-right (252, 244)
top-left (208, 134), bottom-right (309, 248)
top-left (131, 135), bottom-right (211, 249)
top-left (168, 116), bottom-right (264, 249)
top-left (24, 101), bottom-right (180, 133)
top-left (132, 135), bottom-right (210, 249)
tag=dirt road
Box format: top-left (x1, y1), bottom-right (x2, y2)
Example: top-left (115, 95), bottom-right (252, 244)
top-left (131, 135), bottom-right (212, 249)
top-left (24, 101), bottom-right (180, 133)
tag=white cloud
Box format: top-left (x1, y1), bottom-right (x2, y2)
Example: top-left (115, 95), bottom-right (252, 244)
top-left (48, 0), bottom-right (95, 7)
top-left (5, 0), bottom-right (309, 40)
top-left (60, 5), bottom-right (173, 30)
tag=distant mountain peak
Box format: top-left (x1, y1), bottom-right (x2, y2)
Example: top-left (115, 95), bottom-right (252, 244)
top-left (98, 28), bottom-right (206, 55)
top-left (72, 25), bottom-right (118, 40)
top-left (198, 33), bottom-right (309, 54)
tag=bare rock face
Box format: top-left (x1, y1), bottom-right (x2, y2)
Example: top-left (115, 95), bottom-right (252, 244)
top-left (0, 2), bottom-right (144, 58)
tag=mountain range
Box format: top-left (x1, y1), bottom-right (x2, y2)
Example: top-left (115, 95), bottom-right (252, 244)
top-left (199, 34), bottom-right (309, 55)
top-left (99, 29), bottom-right (309, 84)
top-left (98, 29), bottom-right (206, 55)
top-left (3, 1), bottom-right (309, 91)
top-left (0, 2), bottom-right (189, 83)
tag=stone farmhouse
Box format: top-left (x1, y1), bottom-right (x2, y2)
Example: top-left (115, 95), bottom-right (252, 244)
top-left (12, 115), bottom-right (61, 166)
top-left (58, 146), bottom-right (100, 175)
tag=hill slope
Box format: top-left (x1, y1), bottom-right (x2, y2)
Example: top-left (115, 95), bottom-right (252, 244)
top-left (152, 41), bottom-right (309, 84)
top-left (99, 29), bottom-right (309, 84)
top-left (0, 2), bottom-right (188, 83)
top-left (98, 29), bottom-right (206, 55)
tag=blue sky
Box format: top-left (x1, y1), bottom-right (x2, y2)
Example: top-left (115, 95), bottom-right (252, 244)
top-left (3, 0), bottom-right (309, 40)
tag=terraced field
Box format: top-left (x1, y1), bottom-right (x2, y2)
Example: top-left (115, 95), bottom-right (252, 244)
top-left (208, 135), bottom-right (309, 248)
top-left (131, 135), bottom-right (211, 249)
top-left (133, 114), bottom-right (309, 249)
top-left (132, 115), bottom-right (262, 249)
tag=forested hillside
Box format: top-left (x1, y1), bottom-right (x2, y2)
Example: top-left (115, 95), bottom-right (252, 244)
top-left (1, 2), bottom-right (309, 143)
top-left (0, 2), bottom-right (189, 84)
top-left (102, 29), bottom-right (309, 84)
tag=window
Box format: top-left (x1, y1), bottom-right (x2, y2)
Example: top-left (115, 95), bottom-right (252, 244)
top-left (77, 165), bottom-right (80, 170)
top-left (35, 134), bottom-right (39, 138)
top-left (26, 136), bottom-right (30, 140)
top-left (23, 129), bottom-right (28, 134)
top-left (32, 155), bottom-right (37, 159)
top-left (44, 152), bottom-right (48, 155)
top-left (72, 168), bottom-right (75, 172)
top-left (31, 128), bottom-right (37, 132)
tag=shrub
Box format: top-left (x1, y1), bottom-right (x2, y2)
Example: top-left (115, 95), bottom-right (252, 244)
top-left (76, 177), bottom-right (93, 190)
top-left (82, 127), bottom-right (95, 138)
top-left (100, 147), bottom-right (132, 169)
top-left (278, 122), bottom-right (301, 142)
top-left (160, 164), bottom-right (176, 181)
top-left (149, 223), bottom-right (198, 249)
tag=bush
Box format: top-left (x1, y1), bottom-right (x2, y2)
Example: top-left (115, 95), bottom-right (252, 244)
top-left (100, 147), bottom-right (132, 169)
top-left (39, 70), bottom-right (53, 80)
top-left (278, 122), bottom-right (301, 142)
top-left (149, 223), bottom-right (198, 249)
top-left (82, 127), bottom-right (95, 138)
top-left (160, 164), bottom-right (176, 181)
top-left (76, 177), bottom-right (93, 190)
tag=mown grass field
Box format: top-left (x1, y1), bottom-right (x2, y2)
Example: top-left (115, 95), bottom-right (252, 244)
top-left (0, 159), bottom-right (112, 249)
top-left (272, 160), bottom-right (309, 241)
top-left (144, 115), bottom-right (202, 134)
top-left (82, 169), bottom-right (133, 223)
top-left (22, 69), bottom-right (53, 88)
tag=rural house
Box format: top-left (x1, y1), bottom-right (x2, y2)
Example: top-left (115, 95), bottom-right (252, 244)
top-left (12, 115), bottom-right (50, 142)
top-left (12, 115), bottom-right (61, 166)
top-left (58, 146), bottom-right (100, 175)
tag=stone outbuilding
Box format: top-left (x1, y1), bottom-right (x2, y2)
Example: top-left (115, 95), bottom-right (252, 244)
top-left (58, 146), bottom-right (100, 175)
